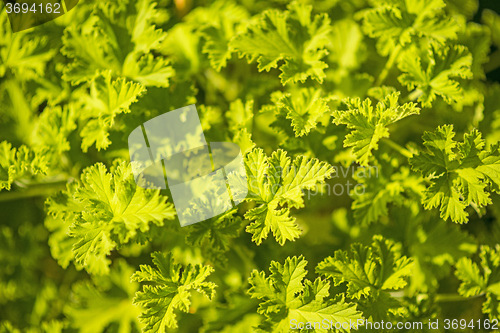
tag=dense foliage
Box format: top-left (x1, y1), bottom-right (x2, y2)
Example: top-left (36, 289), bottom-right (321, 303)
top-left (1, 0), bottom-right (500, 332)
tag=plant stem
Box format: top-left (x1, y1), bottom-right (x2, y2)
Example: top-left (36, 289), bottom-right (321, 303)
top-left (375, 44), bottom-right (402, 87)
top-left (61, 0), bottom-right (68, 12)
top-left (381, 138), bottom-right (413, 159)
top-left (435, 293), bottom-right (485, 303)
top-left (407, 89), bottom-right (423, 102)
top-left (0, 180), bottom-right (68, 202)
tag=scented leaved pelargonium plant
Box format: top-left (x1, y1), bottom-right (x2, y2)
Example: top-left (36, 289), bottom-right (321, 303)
top-left (1, 0), bottom-right (500, 332)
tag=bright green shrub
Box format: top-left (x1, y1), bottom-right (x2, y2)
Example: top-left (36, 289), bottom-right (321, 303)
top-left (1, 0), bottom-right (500, 332)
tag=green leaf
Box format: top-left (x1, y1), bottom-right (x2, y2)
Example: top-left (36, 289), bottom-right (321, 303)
top-left (185, 215), bottom-right (241, 252)
top-left (458, 23), bottom-right (491, 80)
top-left (456, 245), bottom-right (500, 320)
top-left (130, 0), bottom-right (167, 53)
top-left (77, 71), bottom-right (145, 152)
top-left (362, 0), bottom-right (459, 55)
top-left (0, 142), bottom-right (49, 191)
top-left (410, 125), bottom-right (500, 223)
top-left (248, 255), bottom-right (362, 332)
top-left (317, 235), bottom-right (413, 298)
top-left (329, 19), bottom-right (365, 74)
top-left (65, 260), bottom-right (143, 333)
top-left (201, 292), bottom-right (261, 333)
top-left (407, 216), bottom-right (477, 293)
top-left (244, 149), bottom-right (334, 245)
top-left (398, 44), bottom-right (472, 107)
top-left (67, 161), bottom-right (175, 275)
top-left (61, 16), bottom-right (120, 84)
top-left (268, 87), bottom-right (331, 137)
top-left (45, 184), bottom-right (81, 269)
top-left (30, 105), bottom-right (77, 161)
top-left (132, 252), bottom-right (217, 332)
top-left (61, 0), bottom-right (171, 84)
top-left (482, 9), bottom-right (500, 48)
top-left (122, 54), bottom-right (174, 88)
top-left (225, 99), bottom-right (255, 154)
top-left (333, 92), bottom-right (420, 166)
top-left (198, 1), bottom-right (249, 71)
top-left (352, 163), bottom-right (424, 225)
top-left (232, 1), bottom-right (331, 85)
top-left (316, 235), bottom-right (413, 320)
top-left (0, 11), bottom-right (56, 79)
top-left (71, 222), bottom-right (116, 277)
top-left (226, 99), bottom-right (254, 130)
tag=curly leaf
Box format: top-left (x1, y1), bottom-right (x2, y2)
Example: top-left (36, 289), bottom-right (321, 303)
top-left (132, 252), bottom-right (217, 332)
top-left (232, 1), bottom-right (331, 85)
top-left (249, 256), bottom-right (362, 332)
top-left (410, 125), bottom-right (500, 223)
top-left (333, 92), bottom-right (419, 166)
top-left (456, 245), bottom-right (500, 320)
top-left (244, 149), bottom-right (334, 245)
